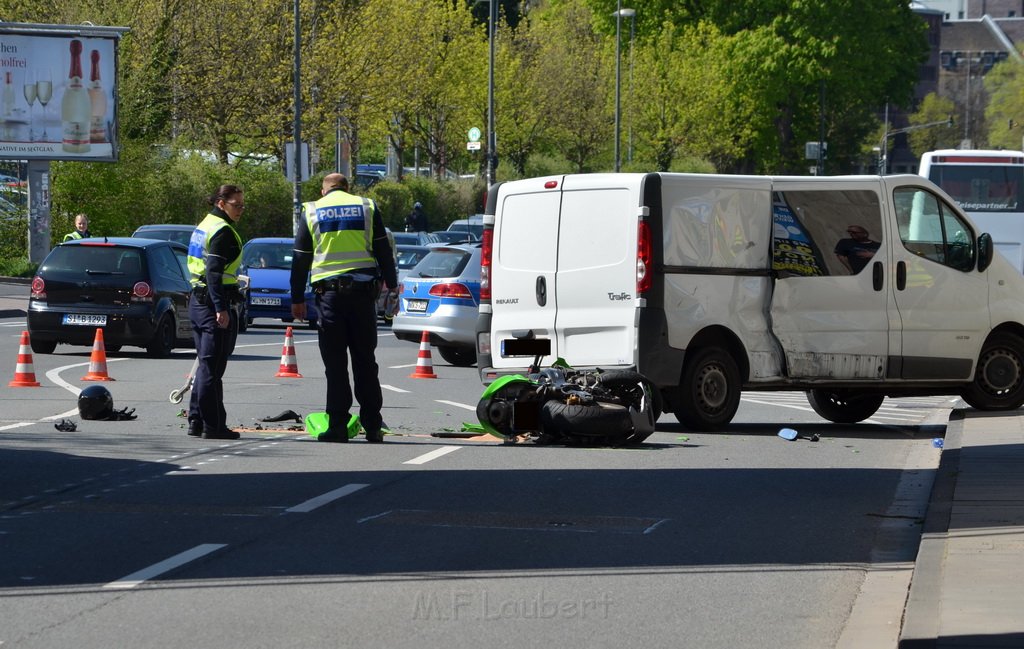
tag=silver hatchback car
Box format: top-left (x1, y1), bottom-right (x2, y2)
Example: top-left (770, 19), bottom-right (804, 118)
top-left (391, 243), bottom-right (481, 367)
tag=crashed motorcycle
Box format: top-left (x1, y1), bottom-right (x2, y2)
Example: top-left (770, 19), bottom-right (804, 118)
top-left (476, 355), bottom-right (658, 447)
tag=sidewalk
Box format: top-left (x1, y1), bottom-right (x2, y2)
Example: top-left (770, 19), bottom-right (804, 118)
top-left (900, 407), bottom-right (1024, 648)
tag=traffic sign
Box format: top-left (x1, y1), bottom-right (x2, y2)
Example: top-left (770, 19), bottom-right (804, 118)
top-left (467, 141), bottom-right (481, 151)
top-left (468, 127), bottom-right (481, 143)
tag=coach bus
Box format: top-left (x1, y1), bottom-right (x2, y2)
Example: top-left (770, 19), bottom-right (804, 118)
top-left (919, 149), bottom-right (1024, 273)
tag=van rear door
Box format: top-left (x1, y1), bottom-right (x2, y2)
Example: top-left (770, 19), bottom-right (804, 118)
top-left (488, 174), bottom-right (641, 370)
top-left (488, 177), bottom-right (563, 368)
top-left (553, 174), bottom-right (640, 367)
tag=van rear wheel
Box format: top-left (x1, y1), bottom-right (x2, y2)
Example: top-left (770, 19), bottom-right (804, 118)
top-left (960, 332), bottom-right (1024, 410)
top-left (806, 390), bottom-right (884, 423)
top-left (674, 346), bottom-right (741, 431)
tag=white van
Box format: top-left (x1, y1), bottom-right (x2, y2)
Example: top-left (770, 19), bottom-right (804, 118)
top-left (476, 172), bottom-right (1024, 430)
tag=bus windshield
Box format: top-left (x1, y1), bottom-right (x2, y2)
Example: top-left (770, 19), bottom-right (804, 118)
top-left (920, 149), bottom-right (1024, 274)
top-left (922, 151), bottom-right (1024, 214)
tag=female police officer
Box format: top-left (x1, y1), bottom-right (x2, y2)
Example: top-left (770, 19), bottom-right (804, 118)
top-left (290, 173), bottom-right (397, 443)
top-left (186, 185), bottom-right (245, 439)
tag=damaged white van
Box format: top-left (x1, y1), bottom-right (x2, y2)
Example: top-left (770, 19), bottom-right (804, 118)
top-left (475, 172), bottom-right (1024, 430)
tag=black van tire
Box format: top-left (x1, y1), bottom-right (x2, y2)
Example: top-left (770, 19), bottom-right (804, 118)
top-left (674, 346), bottom-right (741, 431)
top-left (806, 389), bottom-right (884, 423)
top-left (540, 401), bottom-right (633, 437)
top-left (960, 332), bottom-right (1024, 410)
top-left (146, 315), bottom-right (175, 358)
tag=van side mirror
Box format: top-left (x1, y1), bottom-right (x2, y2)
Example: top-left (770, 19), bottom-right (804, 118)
top-left (978, 232), bottom-right (994, 272)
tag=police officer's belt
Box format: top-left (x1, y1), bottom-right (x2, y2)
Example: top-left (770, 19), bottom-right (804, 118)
top-left (192, 285), bottom-right (241, 302)
top-left (313, 276), bottom-right (377, 293)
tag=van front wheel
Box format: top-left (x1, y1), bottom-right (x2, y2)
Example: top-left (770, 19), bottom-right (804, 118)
top-left (961, 332), bottom-right (1024, 410)
top-left (674, 347), bottom-right (740, 431)
top-left (807, 390), bottom-right (884, 423)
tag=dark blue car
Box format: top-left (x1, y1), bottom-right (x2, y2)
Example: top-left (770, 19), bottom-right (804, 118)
top-left (241, 237), bottom-right (318, 328)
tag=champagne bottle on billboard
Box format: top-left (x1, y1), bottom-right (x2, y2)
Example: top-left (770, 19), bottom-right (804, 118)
top-left (61, 39), bottom-right (91, 153)
top-left (36, 68), bottom-right (52, 142)
top-left (88, 49), bottom-right (107, 143)
top-left (2, 71), bottom-right (14, 118)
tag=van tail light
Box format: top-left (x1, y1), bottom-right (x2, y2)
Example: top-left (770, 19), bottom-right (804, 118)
top-left (428, 283), bottom-right (473, 300)
top-left (480, 228), bottom-right (493, 301)
top-left (637, 220), bottom-right (652, 294)
top-left (30, 276), bottom-right (46, 300)
top-left (132, 281), bottom-right (154, 302)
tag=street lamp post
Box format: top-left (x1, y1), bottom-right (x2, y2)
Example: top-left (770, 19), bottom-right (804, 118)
top-left (626, 9), bottom-right (635, 164)
top-left (614, 4), bottom-right (635, 173)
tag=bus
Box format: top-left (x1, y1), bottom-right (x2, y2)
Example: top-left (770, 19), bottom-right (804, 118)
top-left (919, 149), bottom-right (1024, 273)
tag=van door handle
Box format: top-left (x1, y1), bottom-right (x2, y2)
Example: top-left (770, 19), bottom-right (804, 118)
top-left (872, 261), bottom-right (883, 291)
top-left (536, 276), bottom-right (547, 307)
top-left (896, 261), bottom-right (907, 291)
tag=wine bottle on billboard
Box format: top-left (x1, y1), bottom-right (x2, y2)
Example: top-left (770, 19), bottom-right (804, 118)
top-left (2, 71), bottom-right (14, 118)
top-left (61, 40), bottom-right (91, 153)
top-left (88, 49), bottom-right (107, 143)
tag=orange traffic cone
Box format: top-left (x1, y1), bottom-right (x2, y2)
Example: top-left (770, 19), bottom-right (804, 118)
top-left (275, 326), bottom-right (303, 378)
top-left (8, 331), bottom-right (41, 387)
top-left (81, 328), bottom-right (114, 381)
top-left (409, 331), bottom-right (438, 379)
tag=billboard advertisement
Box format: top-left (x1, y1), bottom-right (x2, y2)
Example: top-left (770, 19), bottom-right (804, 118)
top-left (0, 25), bottom-right (124, 162)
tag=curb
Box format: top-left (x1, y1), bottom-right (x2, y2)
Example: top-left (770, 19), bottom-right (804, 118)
top-left (898, 409), bottom-right (964, 648)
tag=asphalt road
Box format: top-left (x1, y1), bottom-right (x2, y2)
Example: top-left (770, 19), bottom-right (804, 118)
top-left (0, 302), bottom-right (953, 649)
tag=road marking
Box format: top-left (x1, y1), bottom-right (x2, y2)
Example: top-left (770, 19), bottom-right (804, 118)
top-left (285, 483), bottom-right (369, 513)
top-left (388, 363), bottom-right (418, 369)
top-left (382, 384), bottom-right (409, 393)
top-left (403, 446), bottom-right (461, 465)
top-left (103, 543), bottom-right (227, 589)
top-left (46, 359), bottom-right (129, 395)
top-left (436, 399), bottom-right (475, 411)
top-left (0, 422), bottom-right (33, 431)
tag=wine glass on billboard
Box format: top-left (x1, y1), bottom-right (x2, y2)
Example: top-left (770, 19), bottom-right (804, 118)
top-left (36, 68), bottom-right (53, 141)
top-left (23, 70), bottom-right (37, 142)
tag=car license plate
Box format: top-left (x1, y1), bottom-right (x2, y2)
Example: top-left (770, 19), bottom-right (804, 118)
top-left (407, 299), bottom-right (428, 313)
top-left (62, 313), bottom-right (107, 326)
top-left (252, 296), bottom-right (282, 306)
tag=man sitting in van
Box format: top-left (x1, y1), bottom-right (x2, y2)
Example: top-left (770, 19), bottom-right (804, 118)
top-left (834, 225), bottom-right (880, 274)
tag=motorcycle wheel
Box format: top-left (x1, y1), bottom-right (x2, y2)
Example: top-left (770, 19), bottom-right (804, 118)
top-left (540, 400), bottom-right (633, 437)
top-left (595, 370), bottom-right (662, 420)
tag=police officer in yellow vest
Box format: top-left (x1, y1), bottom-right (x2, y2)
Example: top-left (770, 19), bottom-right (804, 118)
top-left (63, 213), bottom-right (90, 242)
top-left (290, 173), bottom-right (398, 443)
top-left (186, 184), bottom-right (245, 440)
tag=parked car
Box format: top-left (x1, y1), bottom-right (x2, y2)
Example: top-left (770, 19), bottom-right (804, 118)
top-left (27, 238), bottom-right (195, 357)
top-left (391, 242), bottom-right (481, 367)
top-left (393, 231), bottom-right (442, 246)
top-left (241, 237), bottom-right (318, 328)
top-left (446, 215), bottom-right (484, 239)
top-left (377, 244), bottom-right (432, 322)
top-left (131, 223), bottom-right (196, 247)
top-left (431, 230), bottom-right (478, 244)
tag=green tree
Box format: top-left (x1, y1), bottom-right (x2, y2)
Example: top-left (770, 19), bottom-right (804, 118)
top-left (908, 93), bottom-right (959, 156)
top-left (985, 54), bottom-right (1024, 152)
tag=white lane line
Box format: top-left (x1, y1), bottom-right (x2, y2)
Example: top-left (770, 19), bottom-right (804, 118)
top-left (285, 483), bottom-right (369, 513)
top-left (382, 384), bottom-right (409, 393)
top-left (46, 359), bottom-right (129, 395)
top-left (0, 422), bottom-right (33, 431)
top-left (404, 446), bottom-right (461, 465)
top-left (388, 363), bottom-right (418, 369)
top-left (436, 399), bottom-right (475, 412)
top-left (103, 543), bottom-right (227, 589)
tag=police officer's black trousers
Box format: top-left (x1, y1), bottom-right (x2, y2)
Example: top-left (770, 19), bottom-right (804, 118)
top-left (316, 286), bottom-right (384, 435)
top-left (188, 297), bottom-right (236, 434)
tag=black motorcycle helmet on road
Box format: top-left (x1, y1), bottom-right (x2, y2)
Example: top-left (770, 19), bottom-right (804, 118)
top-left (78, 385), bottom-right (114, 420)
